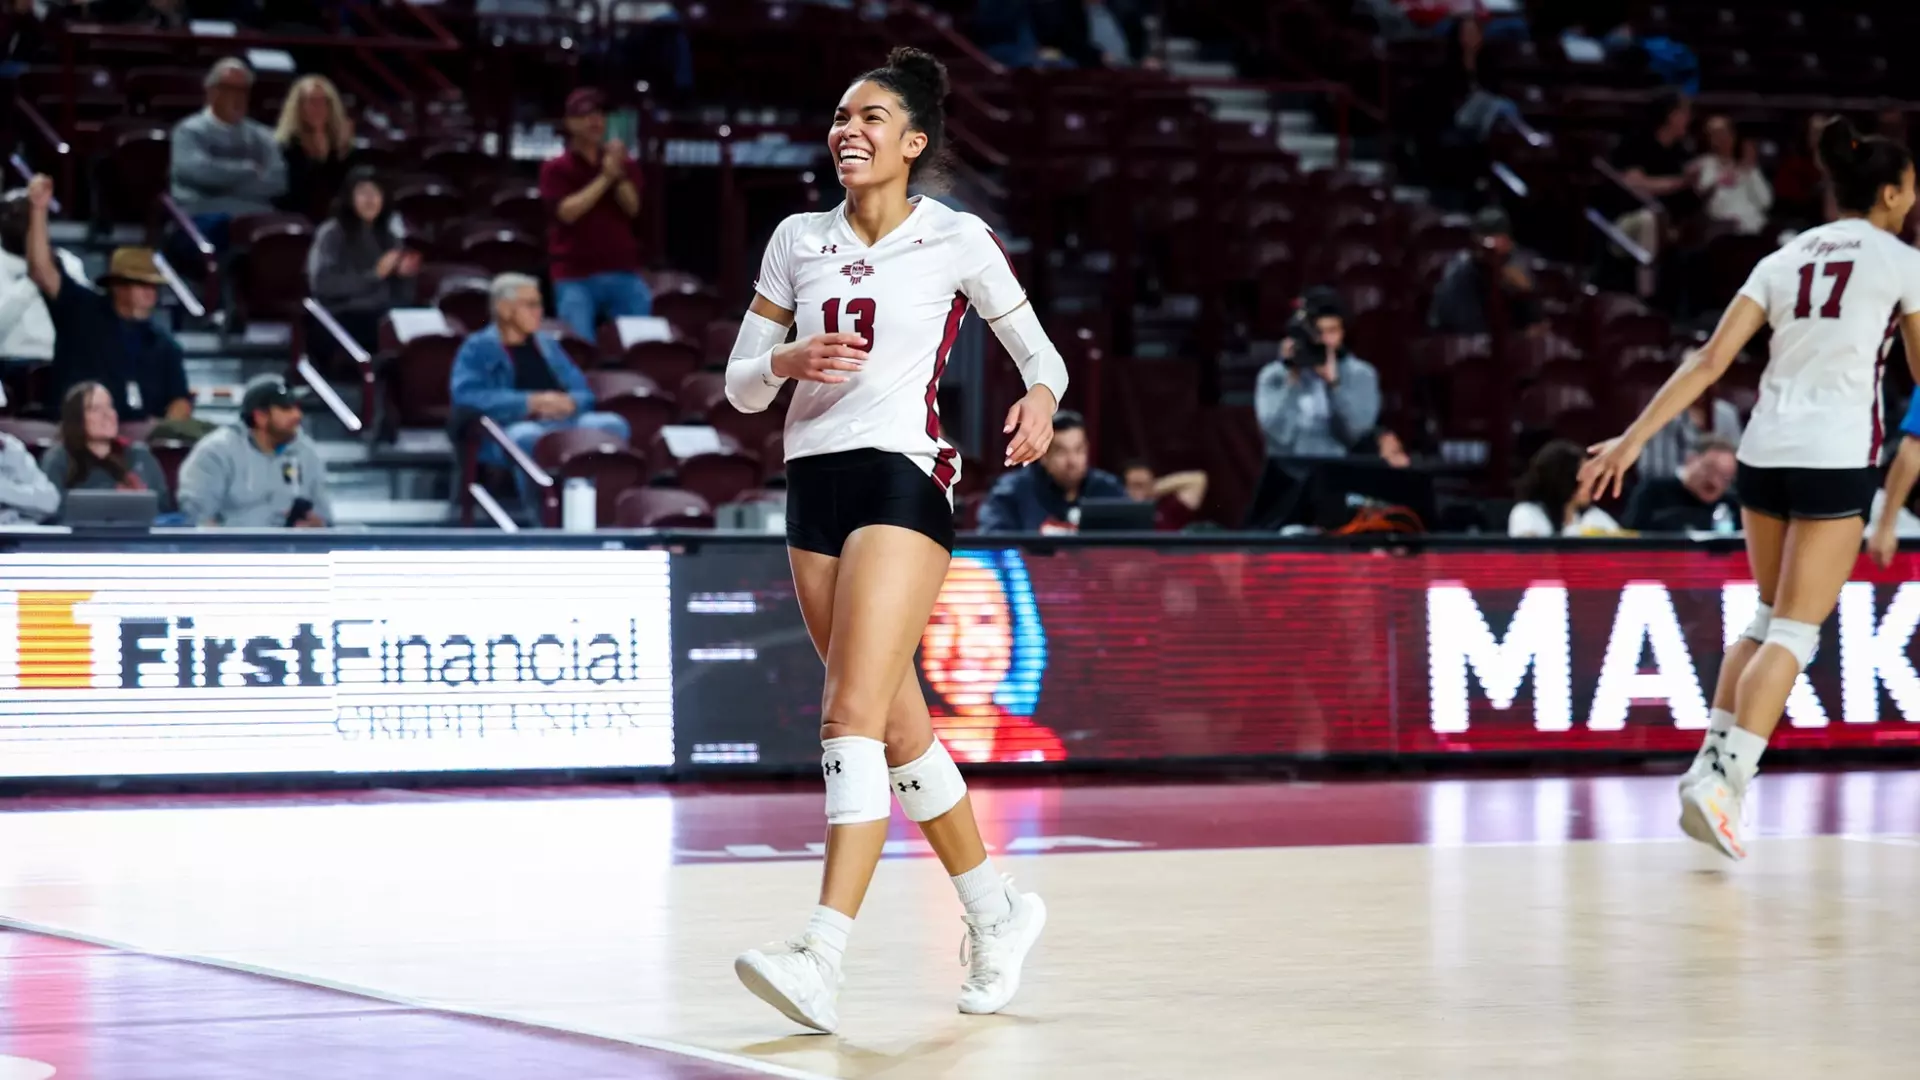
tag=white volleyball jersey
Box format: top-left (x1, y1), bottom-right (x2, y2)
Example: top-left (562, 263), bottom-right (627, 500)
top-left (753, 196), bottom-right (1029, 494)
top-left (1735, 217), bottom-right (1920, 469)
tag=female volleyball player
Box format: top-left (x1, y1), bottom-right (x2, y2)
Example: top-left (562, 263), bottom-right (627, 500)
top-left (722, 48), bottom-right (1069, 1031)
top-left (1580, 118), bottom-right (1920, 860)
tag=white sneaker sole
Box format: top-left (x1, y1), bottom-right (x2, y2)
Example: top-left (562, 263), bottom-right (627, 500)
top-left (1678, 787), bottom-right (1745, 861)
top-left (735, 951), bottom-right (837, 1034)
top-left (958, 893), bottom-right (1048, 1016)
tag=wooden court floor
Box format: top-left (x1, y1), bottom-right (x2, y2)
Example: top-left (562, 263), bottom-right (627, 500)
top-left (2, 772), bottom-right (1919, 1079)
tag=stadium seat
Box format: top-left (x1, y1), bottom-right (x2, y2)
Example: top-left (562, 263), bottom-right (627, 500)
top-left (615, 487), bottom-right (715, 529)
top-left (230, 216), bottom-right (314, 323)
top-left (647, 428), bottom-right (759, 506)
top-left (533, 426), bottom-right (648, 527)
top-left (618, 341), bottom-right (702, 388)
top-left (385, 333), bottom-right (462, 430)
top-left (586, 371), bottom-right (678, 449)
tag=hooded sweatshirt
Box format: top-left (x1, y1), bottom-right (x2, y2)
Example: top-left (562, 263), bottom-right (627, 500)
top-left (175, 423), bottom-right (332, 527)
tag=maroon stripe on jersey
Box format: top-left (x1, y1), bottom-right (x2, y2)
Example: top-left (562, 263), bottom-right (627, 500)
top-left (985, 229), bottom-right (1019, 277)
top-left (926, 292), bottom-right (968, 492)
top-left (1873, 306), bottom-right (1899, 463)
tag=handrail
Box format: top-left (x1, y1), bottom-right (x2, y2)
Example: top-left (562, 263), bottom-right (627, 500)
top-left (295, 356), bottom-right (364, 434)
top-left (59, 20), bottom-right (461, 53)
top-left (301, 297), bottom-right (377, 425)
top-left (1584, 207), bottom-right (1654, 267)
top-left (469, 483), bottom-right (520, 532)
top-left (1494, 109), bottom-right (1549, 148)
top-left (7, 154), bottom-right (61, 215)
top-left (150, 252), bottom-right (206, 319)
top-left (480, 414), bottom-right (553, 491)
top-left (1590, 156), bottom-right (1664, 216)
top-left (1490, 161), bottom-right (1528, 199)
top-left (156, 194), bottom-right (218, 313)
top-left (13, 99), bottom-right (72, 196)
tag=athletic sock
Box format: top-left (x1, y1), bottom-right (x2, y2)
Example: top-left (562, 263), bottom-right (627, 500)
top-left (952, 857), bottom-right (1011, 920)
top-left (1699, 708), bottom-right (1736, 756)
top-left (1721, 726), bottom-right (1769, 789)
top-left (805, 905), bottom-right (852, 967)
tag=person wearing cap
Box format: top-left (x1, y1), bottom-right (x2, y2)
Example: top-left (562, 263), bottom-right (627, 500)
top-left (23, 175), bottom-right (193, 426)
top-left (169, 57), bottom-right (288, 234)
top-left (538, 86), bottom-right (652, 341)
top-left (175, 374), bottom-right (332, 528)
top-left (1427, 205), bottom-right (1542, 337)
top-left (0, 184), bottom-right (86, 366)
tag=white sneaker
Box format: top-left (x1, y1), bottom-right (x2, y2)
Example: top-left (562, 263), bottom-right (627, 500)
top-left (1679, 771), bottom-right (1748, 861)
top-left (735, 934), bottom-right (841, 1033)
top-left (1678, 739), bottom-right (1719, 794)
top-left (957, 878), bottom-right (1047, 1015)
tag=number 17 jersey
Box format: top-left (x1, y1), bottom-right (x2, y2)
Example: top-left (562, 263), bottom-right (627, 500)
top-left (753, 196), bottom-right (1032, 495)
top-left (1735, 217), bottom-right (1920, 469)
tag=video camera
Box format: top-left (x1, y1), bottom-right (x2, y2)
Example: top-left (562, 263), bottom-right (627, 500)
top-left (1283, 286), bottom-right (1348, 368)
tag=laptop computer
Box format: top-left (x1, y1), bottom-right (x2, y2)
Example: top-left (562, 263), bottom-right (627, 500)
top-left (1077, 497), bottom-right (1158, 532)
top-left (63, 489), bottom-right (160, 529)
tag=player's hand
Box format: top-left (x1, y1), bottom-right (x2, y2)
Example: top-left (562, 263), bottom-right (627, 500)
top-left (771, 332), bottom-right (867, 384)
top-left (1003, 385), bottom-right (1057, 467)
top-left (1578, 435), bottom-right (1641, 503)
top-left (25, 174), bottom-right (52, 213)
top-left (1868, 520), bottom-right (1900, 569)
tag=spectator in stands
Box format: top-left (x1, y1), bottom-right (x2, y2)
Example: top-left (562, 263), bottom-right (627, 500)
top-left (0, 184), bottom-right (85, 367)
top-left (1772, 113), bottom-right (1831, 231)
top-left (539, 87), bottom-right (650, 341)
top-left (169, 58), bottom-right (288, 249)
top-left (1637, 393), bottom-right (1741, 480)
top-left (40, 381), bottom-right (171, 512)
top-left (129, 0), bottom-right (187, 30)
top-left (0, 425), bottom-right (56, 524)
top-left (1622, 434), bottom-right (1738, 533)
top-left (24, 175), bottom-right (193, 427)
top-left (1440, 14), bottom-right (1520, 142)
top-left (176, 375), bottom-right (331, 528)
top-left (274, 74), bottom-right (355, 222)
top-left (1509, 438), bottom-right (1620, 536)
top-left (1691, 115), bottom-right (1772, 237)
top-left (306, 167), bottom-right (417, 358)
top-left (978, 410), bottom-right (1123, 532)
top-left (1254, 293), bottom-right (1380, 458)
top-left (1375, 427), bottom-right (1413, 468)
top-left (1428, 206), bottom-right (1542, 336)
top-left (451, 273), bottom-right (629, 517)
top-left (1611, 91), bottom-right (1699, 299)
top-left (1120, 460), bottom-right (1206, 531)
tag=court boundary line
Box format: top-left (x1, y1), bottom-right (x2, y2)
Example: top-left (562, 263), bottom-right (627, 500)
top-left (0, 915), bottom-right (838, 1080)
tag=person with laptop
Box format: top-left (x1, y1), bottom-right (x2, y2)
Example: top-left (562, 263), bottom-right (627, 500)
top-left (39, 381), bottom-right (173, 514)
top-left (977, 410), bottom-right (1125, 532)
top-left (176, 375), bottom-right (332, 528)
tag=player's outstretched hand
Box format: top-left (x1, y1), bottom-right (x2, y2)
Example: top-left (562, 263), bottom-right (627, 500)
top-left (1868, 519), bottom-right (1900, 569)
top-left (772, 332), bottom-right (868, 384)
top-left (1003, 386), bottom-right (1058, 467)
top-left (1578, 435), bottom-right (1641, 504)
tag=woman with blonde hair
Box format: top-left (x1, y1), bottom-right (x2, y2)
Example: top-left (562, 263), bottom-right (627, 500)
top-left (275, 75), bottom-right (355, 220)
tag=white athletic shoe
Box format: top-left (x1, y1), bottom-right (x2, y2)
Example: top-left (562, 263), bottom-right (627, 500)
top-left (1679, 771), bottom-right (1748, 861)
top-left (1678, 738), bottom-right (1720, 794)
top-left (957, 878), bottom-right (1047, 1015)
top-left (735, 934), bottom-right (841, 1033)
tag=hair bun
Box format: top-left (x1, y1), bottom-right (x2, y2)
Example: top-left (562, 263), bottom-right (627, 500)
top-left (885, 46), bottom-right (950, 101)
top-left (1816, 115), bottom-right (1865, 171)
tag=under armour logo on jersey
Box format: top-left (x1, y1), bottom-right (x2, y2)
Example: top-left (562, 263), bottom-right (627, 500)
top-left (821, 245), bottom-right (838, 254)
top-left (823, 759), bottom-right (843, 776)
top-left (841, 259), bottom-right (876, 284)
top-left (896, 780), bottom-right (921, 792)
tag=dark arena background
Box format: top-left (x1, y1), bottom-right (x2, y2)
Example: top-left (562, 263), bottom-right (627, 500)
top-left (4, 2), bottom-right (1920, 1078)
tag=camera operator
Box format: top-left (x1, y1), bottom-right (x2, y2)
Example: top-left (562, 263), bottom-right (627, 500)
top-left (1427, 206), bottom-right (1542, 336)
top-left (1253, 288), bottom-right (1381, 460)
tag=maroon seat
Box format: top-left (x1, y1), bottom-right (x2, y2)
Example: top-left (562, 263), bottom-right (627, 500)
top-left (391, 183), bottom-right (466, 241)
top-left (387, 334), bottom-right (461, 429)
top-left (102, 127), bottom-right (171, 224)
top-left (532, 427), bottom-right (647, 527)
top-left (147, 439), bottom-right (191, 494)
top-left (652, 290), bottom-right (728, 340)
top-left (707, 399), bottom-right (784, 450)
top-left (587, 371), bottom-right (678, 449)
top-left (676, 372), bottom-right (727, 419)
top-left (485, 187), bottom-right (547, 237)
top-left (1517, 379), bottom-right (1597, 432)
top-left (231, 220), bottom-right (313, 322)
top-left (760, 431), bottom-right (785, 482)
top-left (122, 66), bottom-right (202, 105)
top-left (615, 487), bottom-right (715, 528)
top-left (435, 285), bottom-right (492, 335)
top-left (647, 428), bottom-right (759, 506)
top-left (458, 230), bottom-right (544, 278)
top-left (619, 341), bottom-right (702, 387)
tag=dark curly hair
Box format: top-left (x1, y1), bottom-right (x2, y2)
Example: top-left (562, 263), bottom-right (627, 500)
top-left (852, 47), bottom-right (951, 190)
top-left (1515, 439), bottom-right (1586, 527)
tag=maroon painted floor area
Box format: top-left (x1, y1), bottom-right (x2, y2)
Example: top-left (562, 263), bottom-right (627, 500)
top-left (0, 931), bottom-right (771, 1080)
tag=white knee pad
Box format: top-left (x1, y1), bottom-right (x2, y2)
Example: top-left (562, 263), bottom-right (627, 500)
top-left (822, 736), bottom-right (891, 825)
top-left (889, 738), bottom-right (967, 822)
top-left (1740, 602), bottom-right (1773, 645)
top-left (1764, 617), bottom-right (1820, 669)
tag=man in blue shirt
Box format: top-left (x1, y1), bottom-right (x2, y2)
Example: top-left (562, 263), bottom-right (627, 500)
top-left (978, 410), bottom-right (1126, 532)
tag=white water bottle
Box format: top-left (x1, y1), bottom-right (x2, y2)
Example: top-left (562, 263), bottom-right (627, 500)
top-left (562, 477), bottom-right (597, 532)
top-left (1712, 502), bottom-right (1735, 535)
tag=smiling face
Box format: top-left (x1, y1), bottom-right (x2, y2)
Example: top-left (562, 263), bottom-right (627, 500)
top-left (829, 80), bottom-right (925, 194)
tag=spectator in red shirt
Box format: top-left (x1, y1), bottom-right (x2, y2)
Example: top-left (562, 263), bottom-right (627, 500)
top-left (537, 88), bottom-right (651, 340)
top-left (1119, 459), bottom-right (1207, 531)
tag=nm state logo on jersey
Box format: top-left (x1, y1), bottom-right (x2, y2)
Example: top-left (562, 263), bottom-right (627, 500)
top-left (840, 259), bottom-right (876, 285)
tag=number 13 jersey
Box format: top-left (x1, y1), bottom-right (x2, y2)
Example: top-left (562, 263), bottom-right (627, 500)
top-left (753, 196), bottom-right (1035, 495)
top-left (1735, 217), bottom-right (1920, 469)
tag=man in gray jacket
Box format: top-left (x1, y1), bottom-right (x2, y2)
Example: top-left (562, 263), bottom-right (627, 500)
top-left (176, 376), bottom-right (332, 528)
top-left (169, 58), bottom-right (287, 237)
top-left (1253, 294), bottom-right (1380, 459)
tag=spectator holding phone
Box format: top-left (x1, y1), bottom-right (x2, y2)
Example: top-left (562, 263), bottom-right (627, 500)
top-left (306, 167), bottom-right (417, 359)
top-left (40, 381), bottom-right (172, 512)
top-left (176, 375), bottom-right (331, 527)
